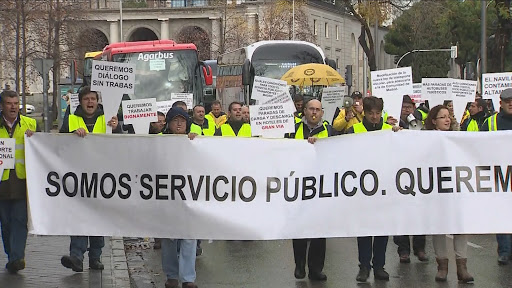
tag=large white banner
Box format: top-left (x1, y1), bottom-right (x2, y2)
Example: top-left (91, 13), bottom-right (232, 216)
top-left (26, 131), bottom-right (512, 240)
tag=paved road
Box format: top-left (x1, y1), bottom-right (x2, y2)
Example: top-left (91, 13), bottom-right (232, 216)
top-left (127, 235), bottom-right (512, 288)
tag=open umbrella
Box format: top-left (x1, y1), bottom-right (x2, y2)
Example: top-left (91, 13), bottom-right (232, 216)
top-left (281, 63), bottom-right (345, 86)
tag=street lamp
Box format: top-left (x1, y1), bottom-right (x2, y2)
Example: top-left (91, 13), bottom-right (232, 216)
top-left (396, 47), bottom-right (457, 68)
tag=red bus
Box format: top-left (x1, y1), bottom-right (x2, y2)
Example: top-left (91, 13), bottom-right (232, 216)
top-left (99, 40), bottom-right (212, 106)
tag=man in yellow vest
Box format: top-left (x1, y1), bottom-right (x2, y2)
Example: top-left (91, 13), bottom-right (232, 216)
top-left (286, 99), bottom-right (332, 281)
top-left (461, 99), bottom-right (488, 131)
top-left (0, 90), bottom-right (36, 273)
top-left (60, 86), bottom-right (120, 272)
top-left (190, 104), bottom-right (215, 136)
top-left (293, 94), bottom-right (304, 123)
top-left (214, 101), bottom-right (251, 137)
top-left (205, 100), bottom-right (227, 128)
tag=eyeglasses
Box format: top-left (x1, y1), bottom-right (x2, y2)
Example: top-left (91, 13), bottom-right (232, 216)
top-left (307, 107), bottom-right (323, 112)
top-left (436, 115), bottom-right (450, 120)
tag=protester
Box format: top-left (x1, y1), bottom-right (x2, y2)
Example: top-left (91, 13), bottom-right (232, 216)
top-left (162, 107), bottom-right (198, 288)
top-left (149, 111), bottom-right (166, 134)
top-left (205, 100), bottom-right (227, 128)
top-left (398, 95), bottom-right (424, 130)
top-left (442, 100), bottom-right (460, 131)
top-left (333, 91), bottom-right (364, 133)
top-left (293, 94), bottom-right (304, 123)
top-left (0, 90), bottom-right (36, 273)
top-left (241, 105), bottom-right (250, 124)
top-left (424, 104), bottom-right (474, 283)
top-left (481, 88), bottom-right (512, 265)
top-left (190, 104), bottom-right (215, 136)
top-left (214, 101), bottom-right (251, 137)
top-left (60, 86), bottom-right (120, 272)
top-left (286, 99), bottom-right (332, 281)
top-left (460, 99), bottom-right (488, 131)
top-left (346, 96), bottom-right (393, 282)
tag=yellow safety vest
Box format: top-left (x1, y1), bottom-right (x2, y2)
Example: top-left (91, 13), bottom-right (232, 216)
top-left (353, 122), bottom-right (392, 133)
top-left (68, 114), bottom-right (106, 134)
top-left (467, 119), bottom-right (480, 132)
top-left (488, 114), bottom-right (498, 131)
top-left (0, 115), bottom-right (37, 181)
top-left (205, 113), bottom-right (227, 128)
top-left (294, 122), bottom-right (330, 139)
top-left (220, 123), bottom-right (251, 137)
top-left (191, 119), bottom-right (216, 136)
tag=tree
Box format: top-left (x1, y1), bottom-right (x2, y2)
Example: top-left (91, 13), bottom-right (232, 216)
top-left (489, 0), bottom-right (512, 72)
top-left (259, 0), bottom-right (315, 43)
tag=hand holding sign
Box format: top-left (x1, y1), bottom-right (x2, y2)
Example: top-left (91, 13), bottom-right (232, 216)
top-left (0, 138), bottom-right (16, 180)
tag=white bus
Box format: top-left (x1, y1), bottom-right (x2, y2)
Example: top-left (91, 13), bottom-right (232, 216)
top-left (216, 40), bottom-right (335, 111)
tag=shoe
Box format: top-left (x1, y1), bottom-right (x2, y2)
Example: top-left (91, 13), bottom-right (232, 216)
top-left (89, 259), bottom-right (104, 270)
top-left (6, 259), bottom-right (25, 273)
top-left (165, 279), bottom-right (179, 288)
top-left (196, 247), bottom-right (203, 257)
top-left (308, 271), bottom-right (327, 281)
top-left (374, 267), bottom-right (389, 281)
top-left (182, 283), bottom-right (198, 288)
top-left (356, 265), bottom-right (370, 282)
top-left (154, 238), bottom-right (161, 250)
top-left (498, 255), bottom-right (509, 265)
top-left (61, 255), bottom-right (83, 272)
top-left (399, 254), bottom-right (411, 263)
top-left (435, 258), bottom-right (448, 282)
top-left (416, 251), bottom-right (429, 262)
top-left (456, 258), bottom-right (474, 283)
top-left (294, 260), bottom-right (306, 279)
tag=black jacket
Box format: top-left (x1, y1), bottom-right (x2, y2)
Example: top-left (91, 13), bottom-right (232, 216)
top-left (481, 111), bottom-right (512, 131)
top-left (461, 111), bottom-right (488, 131)
top-left (59, 104), bottom-right (122, 133)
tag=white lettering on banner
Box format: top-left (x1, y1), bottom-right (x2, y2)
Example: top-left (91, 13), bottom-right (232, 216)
top-left (482, 72), bottom-right (512, 112)
top-left (250, 103), bottom-right (295, 138)
top-left (371, 67), bottom-right (413, 121)
top-left (25, 131), bottom-right (512, 239)
top-left (0, 138), bottom-right (15, 169)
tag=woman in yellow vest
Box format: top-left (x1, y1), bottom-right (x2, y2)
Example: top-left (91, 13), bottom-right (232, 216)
top-left (0, 90), bottom-right (36, 273)
top-left (424, 105), bottom-right (474, 283)
top-left (60, 86), bottom-right (120, 272)
top-left (214, 101), bottom-right (251, 137)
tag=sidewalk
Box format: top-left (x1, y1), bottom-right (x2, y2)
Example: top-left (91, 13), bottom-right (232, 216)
top-left (0, 235), bottom-right (130, 288)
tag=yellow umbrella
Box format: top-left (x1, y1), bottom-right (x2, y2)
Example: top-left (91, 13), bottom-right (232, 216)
top-left (281, 63), bottom-right (345, 86)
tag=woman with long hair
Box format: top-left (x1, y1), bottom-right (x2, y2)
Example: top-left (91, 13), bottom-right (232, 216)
top-left (424, 105), bottom-right (474, 283)
top-left (442, 100), bottom-right (460, 131)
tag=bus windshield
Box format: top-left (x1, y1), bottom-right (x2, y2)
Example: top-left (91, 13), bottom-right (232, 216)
top-left (251, 44), bottom-right (324, 80)
top-left (112, 50), bottom-right (198, 101)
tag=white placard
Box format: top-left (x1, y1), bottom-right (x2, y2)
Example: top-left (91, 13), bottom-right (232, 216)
top-left (371, 67), bottom-right (413, 121)
top-left (252, 76), bottom-right (288, 103)
top-left (157, 100), bottom-right (174, 115)
top-left (91, 60), bottom-right (136, 134)
top-left (262, 90), bottom-right (294, 105)
top-left (482, 72), bottom-right (512, 112)
top-left (69, 93), bottom-right (80, 114)
top-left (411, 83), bottom-right (422, 103)
top-left (122, 98), bottom-right (158, 135)
top-left (25, 131), bottom-right (512, 239)
top-left (149, 59), bottom-right (166, 71)
top-left (170, 93), bottom-right (193, 110)
top-left (0, 138), bottom-right (16, 173)
top-left (452, 79), bottom-right (477, 122)
top-left (421, 78), bottom-right (452, 109)
top-left (250, 103), bottom-right (295, 138)
top-left (321, 87), bottom-right (347, 123)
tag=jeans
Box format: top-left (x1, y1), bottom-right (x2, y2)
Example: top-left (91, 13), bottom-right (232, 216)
top-left (162, 239), bottom-right (197, 283)
top-left (393, 235), bottom-right (426, 256)
top-left (497, 234), bottom-right (511, 257)
top-left (357, 236), bottom-right (388, 270)
top-left (70, 236), bottom-right (105, 262)
top-left (0, 200), bottom-right (28, 262)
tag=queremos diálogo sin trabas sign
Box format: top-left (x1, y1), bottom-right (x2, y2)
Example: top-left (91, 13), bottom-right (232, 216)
top-left (138, 52), bottom-right (174, 61)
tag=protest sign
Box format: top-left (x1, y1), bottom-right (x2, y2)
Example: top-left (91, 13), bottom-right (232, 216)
top-left (91, 60), bottom-right (135, 133)
top-left (482, 72), bottom-right (512, 112)
top-left (69, 93), bottom-right (80, 114)
top-left (252, 76), bottom-right (288, 103)
top-left (122, 98), bottom-right (158, 134)
top-left (452, 79), bottom-right (477, 122)
top-left (411, 83), bottom-right (422, 103)
top-left (26, 131), bottom-right (512, 239)
top-left (421, 78), bottom-right (452, 108)
top-left (157, 100), bottom-right (173, 115)
top-left (170, 93), bottom-right (193, 109)
top-left (262, 90), bottom-right (294, 105)
top-left (371, 67), bottom-right (413, 121)
top-left (0, 138), bottom-right (15, 177)
top-left (321, 87), bottom-right (347, 123)
top-left (250, 103), bottom-right (295, 138)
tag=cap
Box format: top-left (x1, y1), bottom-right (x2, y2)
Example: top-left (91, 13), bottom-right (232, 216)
top-left (351, 91), bottom-right (363, 99)
top-left (402, 95), bottom-right (414, 105)
top-left (165, 107), bottom-right (188, 123)
top-left (500, 88), bottom-right (512, 100)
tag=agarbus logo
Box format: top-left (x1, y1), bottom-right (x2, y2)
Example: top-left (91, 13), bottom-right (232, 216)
top-left (137, 52), bottom-right (174, 61)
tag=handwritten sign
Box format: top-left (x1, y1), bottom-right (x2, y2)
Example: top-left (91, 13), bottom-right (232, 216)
top-left (122, 98), bottom-right (158, 135)
top-left (321, 87), bottom-right (347, 124)
top-left (482, 72), bottom-right (512, 112)
top-left (69, 93), bottom-right (80, 114)
top-left (452, 79), bottom-right (477, 122)
top-left (252, 76), bottom-right (288, 103)
top-left (421, 78), bottom-right (452, 108)
top-left (250, 103), bottom-right (295, 138)
top-left (157, 100), bottom-right (174, 115)
top-left (371, 67), bottom-right (413, 121)
top-left (170, 93), bottom-right (193, 110)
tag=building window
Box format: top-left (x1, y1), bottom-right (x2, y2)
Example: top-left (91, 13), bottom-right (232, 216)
top-left (314, 19), bottom-right (318, 35)
top-left (336, 58), bottom-right (339, 69)
top-left (325, 23), bottom-right (329, 38)
top-left (336, 25), bottom-right (339, 40)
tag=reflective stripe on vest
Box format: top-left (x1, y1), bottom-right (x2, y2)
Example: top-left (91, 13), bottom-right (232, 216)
top-left (68, 114), bottom-right (106, 134)
top-left (352, 122), bottom-right (393, 133)
top-left (220, 123), bottom-right (252, 137)
top-left (0, 115), bottom-right (37, 180)
top-left (488, 114), bottom-right (498, 131)
top-left (294, 122), bottom-right (329, 139)
top-left (467, 119), bottom-right (480, 132)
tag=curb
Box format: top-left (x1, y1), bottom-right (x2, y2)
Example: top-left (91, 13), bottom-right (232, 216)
top-left (110, 237), bottom-right (131, 287)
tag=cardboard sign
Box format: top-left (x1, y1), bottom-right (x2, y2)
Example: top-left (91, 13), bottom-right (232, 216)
top-left (0, 138), bottom-right (15, 171)
top-left (91, 60), bottom-right (135, 133)
top-left (421, 78), bottom-right (452, 108)
top-left (170, 93), bottom-right (193, 110)
top-left (250, 103), bottom-right (295, 138)
top-left (252, 76), bottom-right (288, 103)
top-left (482, 72), bottom-right (512, 112)
top-left (371, 67), bottom-right (413, 121)
top-left (157, 100), bottom-right (174, 115)
top-left (69, 93), bottom-right (80, 114)
top-left (452, 79), bottom-right (477, 122)
top-left (411, 83), bottom-right (422, 103)
top-left (122, 98), bottom-right (158, 135)
top-left (321, 87), bottom-right (347, 124)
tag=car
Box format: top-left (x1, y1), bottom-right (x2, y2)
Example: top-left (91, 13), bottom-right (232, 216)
top-left (19, 101), bottom-right (35, 114)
